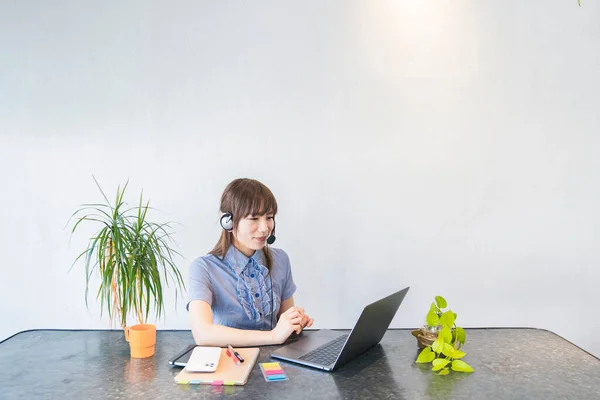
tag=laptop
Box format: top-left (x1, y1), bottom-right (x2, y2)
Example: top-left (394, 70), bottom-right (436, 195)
top-left (270, 286), bottom-right (409, 371)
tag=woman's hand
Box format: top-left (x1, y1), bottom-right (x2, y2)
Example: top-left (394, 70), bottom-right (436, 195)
top-left (271, 306), bottom-right (304, 344)
top-left (296, 307), bottom-right (314, 329)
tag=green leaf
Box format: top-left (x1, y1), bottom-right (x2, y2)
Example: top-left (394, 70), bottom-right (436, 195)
top-left (438, 368), bottom-right (450, 376)
top-left (416, 347), bottom-right (436, 363)
top-left (92, 175), bottom-right (111, 205)
top-left (435, 296), bottom-right (447, 309)
top-left (429, 302), bottom-right (439, 315)
top-left (456, 327), bottom-right (466, 344)
top-left (426, 310), bottom-right (440, 327)
top-left (440, 325), bottom-right (452, 343)
top-left (431, 337), bottom-right (444, 354)
top-left (451, 360), bottom-right (474, 373)
top-left (442, 343), bottom-right (455, 357)
top-left (440, 310), bottom-right (455, 327)
top-left (432, 358), bottom-right (450, 371)
top-left (451, 349), bottom-right (466, 359)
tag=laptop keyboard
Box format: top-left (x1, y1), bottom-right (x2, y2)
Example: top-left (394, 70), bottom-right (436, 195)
top-left (298, 334), bottom-right (349, 366)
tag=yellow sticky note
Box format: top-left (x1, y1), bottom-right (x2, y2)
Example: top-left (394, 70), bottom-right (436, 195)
top-left (261, 362), bottom-right (282, 371)
top-left (262, 362), bottom-right (281, 367)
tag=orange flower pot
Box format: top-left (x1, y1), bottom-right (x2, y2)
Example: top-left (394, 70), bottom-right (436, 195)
top-left (124, 324), bottom-right (156, 358)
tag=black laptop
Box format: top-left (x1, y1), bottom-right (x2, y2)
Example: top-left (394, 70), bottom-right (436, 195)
top-left (270, 287), bottom-right (409, 371)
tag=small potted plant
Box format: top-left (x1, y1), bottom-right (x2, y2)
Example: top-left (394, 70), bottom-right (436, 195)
top-left (413, 296), bottom-right (474, 375)
top-left (69, 177), bottom-right (185, 358)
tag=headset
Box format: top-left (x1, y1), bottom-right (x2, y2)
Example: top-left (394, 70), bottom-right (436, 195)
top-left (221, 211), bottom-right (277, 330)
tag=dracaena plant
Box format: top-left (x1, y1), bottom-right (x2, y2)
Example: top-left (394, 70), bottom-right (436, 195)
top-left (69, 177), bottom-right (185, 328)
top-left (415, 296), bottom-right (474, 375)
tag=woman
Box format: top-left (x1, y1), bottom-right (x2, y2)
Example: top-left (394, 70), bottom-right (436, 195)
top-left (188, 178), bottom-right (314, 346)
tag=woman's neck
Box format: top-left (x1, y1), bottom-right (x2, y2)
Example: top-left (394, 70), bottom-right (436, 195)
top-left (232, 240), bottom-right (255, 258)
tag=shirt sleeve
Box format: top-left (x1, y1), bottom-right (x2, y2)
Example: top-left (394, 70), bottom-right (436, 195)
top-left (281, 250), bottom-right (297, 300)
top-left (187, 257), bottom-right (213, 310)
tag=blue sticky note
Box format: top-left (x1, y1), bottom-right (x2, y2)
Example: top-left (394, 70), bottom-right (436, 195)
top-left (267, 374), bottom-right (287, 380)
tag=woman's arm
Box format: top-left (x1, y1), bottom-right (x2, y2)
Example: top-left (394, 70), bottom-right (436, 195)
top-left (278, 296), bottom-right (295, 318)
top-left (189, 300), bottom-right (303, 347)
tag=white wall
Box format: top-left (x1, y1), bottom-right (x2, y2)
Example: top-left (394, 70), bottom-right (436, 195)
top-left (1, 1), bottom-right (599, 356)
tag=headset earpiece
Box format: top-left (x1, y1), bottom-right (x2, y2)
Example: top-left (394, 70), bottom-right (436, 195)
top-left (220, 211), bottom-right (234, 231)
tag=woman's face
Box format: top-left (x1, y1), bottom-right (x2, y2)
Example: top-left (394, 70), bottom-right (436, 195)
top-left (233, 213), bottom-right (275, 256)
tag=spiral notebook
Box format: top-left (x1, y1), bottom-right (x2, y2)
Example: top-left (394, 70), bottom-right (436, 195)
top-left (174, 347), bottom-right (260, 386)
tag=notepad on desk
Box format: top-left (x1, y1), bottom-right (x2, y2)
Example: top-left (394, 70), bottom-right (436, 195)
top-left (174, 347), bottom-right (260, 386)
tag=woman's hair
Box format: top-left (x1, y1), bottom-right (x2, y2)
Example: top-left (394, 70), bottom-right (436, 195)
top-left (209, 178), bottom-right (278, 271)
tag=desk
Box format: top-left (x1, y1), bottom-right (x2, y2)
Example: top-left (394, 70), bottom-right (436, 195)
top-left (1, 328), bottom-right (599, 399)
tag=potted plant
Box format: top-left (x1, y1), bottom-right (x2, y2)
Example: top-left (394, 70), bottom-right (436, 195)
top-left (413, 296), bottom-right (474, 375)
top-left (69, 177), bottom-right (185, 358)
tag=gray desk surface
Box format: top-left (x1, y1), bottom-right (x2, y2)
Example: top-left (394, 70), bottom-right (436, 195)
top-left (1, 328), bottom-right (599, 399)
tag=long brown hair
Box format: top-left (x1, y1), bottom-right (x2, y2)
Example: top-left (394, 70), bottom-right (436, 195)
top-left (209, 178), bottom-right (278, 272)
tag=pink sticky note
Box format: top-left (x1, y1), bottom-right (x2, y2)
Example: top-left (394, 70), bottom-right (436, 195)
top-left (265, 369), bottom-right (284, 375)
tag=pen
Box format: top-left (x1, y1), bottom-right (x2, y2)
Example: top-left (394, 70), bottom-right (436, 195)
top-left (227, 344), bottom-right (245, 363)
top-left (226, 347), bottom-right (241, 365)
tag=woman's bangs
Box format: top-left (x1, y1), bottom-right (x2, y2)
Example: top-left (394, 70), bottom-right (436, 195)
top-left (237, 190), bottom-right (277, 217)
top-left (249, 194), bottom-right (277, 216)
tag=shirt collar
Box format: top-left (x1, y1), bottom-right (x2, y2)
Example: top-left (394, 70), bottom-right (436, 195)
top-left (224, 245), bottom-right (264, 275)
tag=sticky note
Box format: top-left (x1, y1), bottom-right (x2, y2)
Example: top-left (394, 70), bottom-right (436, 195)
top-left (262, 362), bottom-right (281, 368)
top-left (260, 362), bottom-right (288, 382)
top-left (265, 369), bottom-right (284, 375)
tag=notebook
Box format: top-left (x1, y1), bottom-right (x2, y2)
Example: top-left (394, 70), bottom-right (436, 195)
top-left (174, 347), bottom-right (260, 386)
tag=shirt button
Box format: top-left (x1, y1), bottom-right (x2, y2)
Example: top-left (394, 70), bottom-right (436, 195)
top-left (255, 293), bottom-right (260, 298)
top-left (250, 274), bottom-right (255, 278)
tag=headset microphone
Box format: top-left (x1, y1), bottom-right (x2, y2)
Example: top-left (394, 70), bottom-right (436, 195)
top-left (267, 220), bottom-right (276, 245)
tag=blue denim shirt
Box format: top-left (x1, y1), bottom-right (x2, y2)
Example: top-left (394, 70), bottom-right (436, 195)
top-left (187, 245), bottom-right (297, 330)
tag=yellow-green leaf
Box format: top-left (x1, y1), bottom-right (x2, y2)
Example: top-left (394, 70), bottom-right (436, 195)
top-left (438, 368), bottom-right (450, 376)
top-left (435, 296), bottom-right (447, 308)
top-left (451, 349), bottom-right (466, 359)
top-left (427, 310), bottom-right (440, 327)
top-left (429, 302), bottom-right (438, 313)
top-left (432, 337), bottom-right (444, 354)
top-left (440, 325), bottom-right (452, 343)
top-left (442, 343), bottom-right (455, 357)
top-left (432, 358), bottom-right (450, 371)
top-left (451, 360), bottom-right (474, 372)
top-left (456, 327), bottom-right (466, 344)
top-left (416, 347), bottom-right (436, 363)
top-left (440, 310), bottom-right (455, 327)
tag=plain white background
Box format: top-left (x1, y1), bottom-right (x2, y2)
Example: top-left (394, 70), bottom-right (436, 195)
top-left (1, 1), bottom-right (599, 357)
